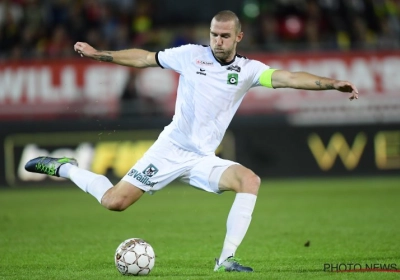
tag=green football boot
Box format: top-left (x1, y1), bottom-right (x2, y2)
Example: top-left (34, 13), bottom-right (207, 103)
top-left (25, 156), bottom-right (78, 177)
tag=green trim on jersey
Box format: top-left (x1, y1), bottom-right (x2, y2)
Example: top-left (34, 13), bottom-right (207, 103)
top-left (259, 69), bottom-right (277, 88)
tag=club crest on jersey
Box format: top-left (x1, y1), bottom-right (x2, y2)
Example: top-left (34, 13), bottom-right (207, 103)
top-left (227, 73), bottom-right (239, 85)
top-left (143, 164), bottom-right (159, 177)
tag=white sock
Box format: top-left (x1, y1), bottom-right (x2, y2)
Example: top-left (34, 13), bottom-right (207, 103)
top-left (59, 164), bottom-right (113, 203)
top-left (58, 163), bottom-right (74, 178)
top-left (216, 193), bottom-right (257, 267)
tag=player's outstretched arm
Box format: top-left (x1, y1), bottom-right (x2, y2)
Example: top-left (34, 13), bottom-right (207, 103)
top-left (271, 70), bottom-right (359, 101)
top-left (73, 42), bottom-right (158, 68)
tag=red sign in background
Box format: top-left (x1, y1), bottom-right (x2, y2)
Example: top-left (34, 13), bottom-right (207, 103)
top-left (1, 51), bottom-right (399, 124)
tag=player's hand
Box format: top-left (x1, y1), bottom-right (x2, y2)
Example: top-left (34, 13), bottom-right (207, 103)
top-left (74, 42), bottom-right (97, 58)
top-left (334, 81), bottom-right (359, 101)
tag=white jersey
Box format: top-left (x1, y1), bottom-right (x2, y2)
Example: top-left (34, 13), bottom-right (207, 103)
top-left (156, 44), bottom-right (270, 155)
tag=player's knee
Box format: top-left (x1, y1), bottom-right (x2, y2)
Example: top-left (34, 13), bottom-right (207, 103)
top-left (99, 182), bottom-right (143, 211)
top-left (101, 195), bottom-right (130, 212)
top-left (240, 172), bottom-right (260, 194)
top-left (107, 201), bottom-right (128, 212)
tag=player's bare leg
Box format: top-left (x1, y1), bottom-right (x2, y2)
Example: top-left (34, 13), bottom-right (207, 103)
top-left (24, 156), bottom-right (144, 211)
top-left (101, 181), bottom-right (144, 211)
top-left (218, 164), bottom-right (260, 194)
top-left (214, 164), bottom-right (260, 272)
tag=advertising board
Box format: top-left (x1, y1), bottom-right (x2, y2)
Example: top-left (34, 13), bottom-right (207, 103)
top-left (1, 119), bottom-right (398, 187)
top-left (2, 51), bottom-right (399, 124)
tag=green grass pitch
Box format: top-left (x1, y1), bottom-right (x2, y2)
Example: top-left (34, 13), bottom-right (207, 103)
top-left (0, 177), bottom-right (399, 280)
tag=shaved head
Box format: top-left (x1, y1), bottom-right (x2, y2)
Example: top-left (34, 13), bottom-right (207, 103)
top-left (212, 10), bottom-right (241, 34)
top-left (209, 10), bottom-right (243, 62)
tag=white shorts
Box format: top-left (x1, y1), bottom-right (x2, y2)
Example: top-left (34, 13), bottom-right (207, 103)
top-left (121, 138), bottom-right (238, 194)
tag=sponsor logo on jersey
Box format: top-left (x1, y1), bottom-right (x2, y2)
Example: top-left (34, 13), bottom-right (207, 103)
top-left (143, 164), bottom-right (159, 177)
top-left (196, 59), bottom-right (214, 66)
top-left (128, 168), bottom-right (159, 187)
top-left (196, 68), bottom-right (206, 76)
top-left (227, 73), bottom-right (239, 85)
top-left (227, 65), bottom-right (241, 73)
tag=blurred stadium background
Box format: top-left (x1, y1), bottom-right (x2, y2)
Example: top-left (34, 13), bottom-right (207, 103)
top-left (1, 0), bottom-right (400, 186)
top-left (1, 1), bottom-right (400, 279)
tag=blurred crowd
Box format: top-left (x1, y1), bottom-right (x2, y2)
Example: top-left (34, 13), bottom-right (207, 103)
top-left (0, 0), bottom-right (399, 60)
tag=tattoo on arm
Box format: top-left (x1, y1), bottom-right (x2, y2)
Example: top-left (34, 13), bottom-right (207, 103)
top-left (94, 51), bottom-right (113, 62)
top-left (315, 80), bottom-right (335, 90)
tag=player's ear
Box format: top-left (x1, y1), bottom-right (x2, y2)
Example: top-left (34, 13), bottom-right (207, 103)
top-left (236, 31), bottom-right (243, 43)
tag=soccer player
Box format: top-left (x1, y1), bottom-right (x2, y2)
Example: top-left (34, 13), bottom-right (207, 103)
top-left (25, 10), bottom-right (359, 272)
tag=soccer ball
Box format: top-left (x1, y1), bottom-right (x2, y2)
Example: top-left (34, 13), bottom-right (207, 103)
top-left (114, 238), bottom-right (155, 276)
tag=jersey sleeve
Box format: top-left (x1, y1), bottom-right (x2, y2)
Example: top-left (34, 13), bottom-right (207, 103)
top-left (249, 60), bottom-right (276, 88)
top-left (156, 44), bottom-right (195, 74)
